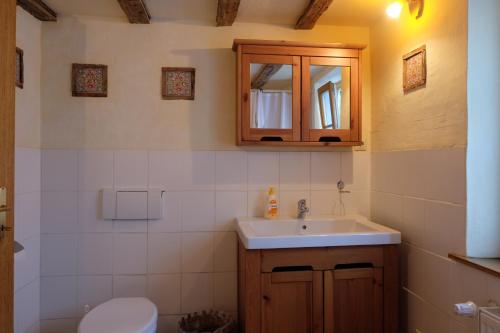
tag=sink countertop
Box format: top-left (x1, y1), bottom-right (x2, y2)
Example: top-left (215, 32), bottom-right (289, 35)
top-left (236, 214), bottom-right (401, 250)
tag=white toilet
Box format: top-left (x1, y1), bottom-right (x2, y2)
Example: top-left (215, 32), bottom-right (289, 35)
top-left (78, 298), bottom-right (158, 333)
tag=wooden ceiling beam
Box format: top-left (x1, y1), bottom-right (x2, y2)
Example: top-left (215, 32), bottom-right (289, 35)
top-left (17, 0), bottom-right (57, 22)
top-left (216, 0), bottom-right (241, 26)
top-left (251, 64), bottom-right (283, 89)
top-left (295, 0), bottom-right (334, 30)
top-left (116, 0), bottom-right (151, 24)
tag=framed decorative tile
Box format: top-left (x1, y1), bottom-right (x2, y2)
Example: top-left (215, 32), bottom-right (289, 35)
top-left (72, 63), bottom-right (108, 97)
top-left (162, 67), bottom-right (195, 100)
top-left (403, 45), bottom-right (426, 92)
top-left (16, 47), bottom-right (23, 89)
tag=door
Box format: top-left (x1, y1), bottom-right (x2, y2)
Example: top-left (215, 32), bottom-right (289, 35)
top-left (324, 268), bottom-right (383, 333)
top-left (302, 56), bottom-right (360, 143)
top-left (261, 271), bottom-right (323, 333)
top-left (241, 54), bottom-right (301, 142)
top-left (0, 0), bottom-right (16, 332)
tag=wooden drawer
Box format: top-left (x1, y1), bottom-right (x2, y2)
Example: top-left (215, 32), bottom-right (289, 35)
top-left (260, 246), bottom-right (384, 272)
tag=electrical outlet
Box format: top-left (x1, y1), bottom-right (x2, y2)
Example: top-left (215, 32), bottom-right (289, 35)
top-left (83, 304), bottom-right (90, 314)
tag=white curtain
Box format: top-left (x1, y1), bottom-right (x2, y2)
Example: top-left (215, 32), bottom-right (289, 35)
top-left (250, 90), bottom-right (292, 128)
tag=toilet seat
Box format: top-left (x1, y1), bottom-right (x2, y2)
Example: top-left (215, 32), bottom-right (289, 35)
top-left (78, 298), bottom-right (157, 333)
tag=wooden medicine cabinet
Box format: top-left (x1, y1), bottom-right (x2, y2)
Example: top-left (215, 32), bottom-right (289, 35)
top-left (233, 39), bottom-right (365, 147)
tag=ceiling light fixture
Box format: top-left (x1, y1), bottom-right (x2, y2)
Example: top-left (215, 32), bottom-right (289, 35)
top-left (386, 2), bottom-right (403, 19)
top-left (386, 0), bottom-right (424, 19)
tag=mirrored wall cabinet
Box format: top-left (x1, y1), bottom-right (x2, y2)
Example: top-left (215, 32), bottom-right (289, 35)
top-left (233, 39), bottom-right (365, 147)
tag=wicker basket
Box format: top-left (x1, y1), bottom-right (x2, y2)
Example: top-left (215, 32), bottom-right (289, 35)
top-left (178, 310), bottom-right (235, 333)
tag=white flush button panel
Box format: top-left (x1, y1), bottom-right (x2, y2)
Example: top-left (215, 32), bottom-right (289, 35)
top-left (116, 191), bottom-right (148, 220)
top-left (102, 188), bottom-right (164, 220)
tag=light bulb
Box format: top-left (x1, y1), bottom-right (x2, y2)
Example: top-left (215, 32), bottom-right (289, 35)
top-left (386, 2), bottom-right (403, 19)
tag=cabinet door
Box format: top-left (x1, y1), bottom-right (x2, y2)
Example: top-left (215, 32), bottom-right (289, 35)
top-left (324, 268), bottom-right (383, 333)
top-left (302, 56), bottom-right (361, 143)
top-left (241, 54), bottom-right (301, 142)
top-left (261, 271), bottom-right (323, 333)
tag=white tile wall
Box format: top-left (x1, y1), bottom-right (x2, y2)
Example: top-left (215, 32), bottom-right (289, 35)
top-left (42, 150), bottom-right (78, 192)
top-left (113, 275), bottom-right (147, 298)
top-left (371, 148), bottom-right (499, 333)
top-left (15, 236), bottom-right (40, 292)
top-left (40, 276), bottom-right (77, 319)
top-left (38, 149), bottom-right (371, 331)
top-left (14, 279), bottom-right (40, 333)
top-left (76, 276), bottom-right (112, 316)
top-left (35, 147), bottom-right (498, 333)
top-left (112, 233), bottom-right (148, 275)
top-left (147, 274), bottom-right (182, 315)
top-left (14, 148), bottom-right (41, 333)
top-left (41, 191), bottom-right (78, 233)
top-left (41, 234), bottom-right (77, 276)
top-left (148, 233), bottom-right (181, 274)
top-left (78, 234), bottom-right (113, 275)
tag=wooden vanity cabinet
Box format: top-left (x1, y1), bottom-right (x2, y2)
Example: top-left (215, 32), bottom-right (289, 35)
top-left (233, 39), bottom-right (365, 147)
top-left (324, 268), bottom-right (384, 333)
top-left (261, 271), bottom-right (323, 333)
top-left (238, 243), bottom-right (399, 333)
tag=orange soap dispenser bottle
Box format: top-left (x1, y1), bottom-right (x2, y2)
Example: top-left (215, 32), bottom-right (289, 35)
top-left (264, 186), bottom-right (279, 219)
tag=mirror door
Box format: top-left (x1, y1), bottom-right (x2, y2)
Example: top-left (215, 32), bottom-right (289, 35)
top-left (302, 57), bottom-right (360, 142)
top-left (241, 54), bottom-right (301, 142)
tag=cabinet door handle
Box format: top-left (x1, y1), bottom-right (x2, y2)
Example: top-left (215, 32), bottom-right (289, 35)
top-left (263, 295), bottom-right (270, 301)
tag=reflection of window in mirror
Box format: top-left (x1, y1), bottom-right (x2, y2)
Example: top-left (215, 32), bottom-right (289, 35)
top-left (250, 63), bottom-right (293, 129)
top-left (310, 65), bottom-right (350, 130)
top-left (318, 82), bottom-right (335, 129)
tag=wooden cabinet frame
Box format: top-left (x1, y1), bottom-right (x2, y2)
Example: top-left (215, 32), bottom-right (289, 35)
top-left (238, 242), bottom-right (399, 333)
top-left (233, 39), bottom-right (365, 147)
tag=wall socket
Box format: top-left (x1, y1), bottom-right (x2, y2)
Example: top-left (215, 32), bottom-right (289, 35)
top-left (83, 304), bottom-right (90, 314)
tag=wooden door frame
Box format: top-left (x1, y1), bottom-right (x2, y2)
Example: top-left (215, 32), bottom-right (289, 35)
top-left (0, 0), bottom-right (16, 332)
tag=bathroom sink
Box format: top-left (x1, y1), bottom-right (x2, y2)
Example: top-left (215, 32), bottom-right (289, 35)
top-left (236, 215), bottom-right (401, 249)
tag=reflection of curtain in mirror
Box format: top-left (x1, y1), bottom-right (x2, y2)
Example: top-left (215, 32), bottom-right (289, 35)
top-left (250, 89), bottom-right (292, 128)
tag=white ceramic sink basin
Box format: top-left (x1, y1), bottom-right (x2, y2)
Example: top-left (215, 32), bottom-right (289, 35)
top-left (236, 215), bottom-right (401, 249)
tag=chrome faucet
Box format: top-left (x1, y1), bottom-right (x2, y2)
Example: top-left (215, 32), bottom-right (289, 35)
top-left (297, 199), bottom-right (310, 219)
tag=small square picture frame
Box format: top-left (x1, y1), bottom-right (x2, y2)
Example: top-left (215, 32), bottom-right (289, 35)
top-left (403, 45), bottom-right (427, 93)
top-left (16, 47), bottom-right (24, 89)
top-left (162, 67), bottom-right (195, 100)
top-left (72, 63), bottom-right (108, 97)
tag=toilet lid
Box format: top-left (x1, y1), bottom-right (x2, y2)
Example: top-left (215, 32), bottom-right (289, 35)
top-left (79, 298), bottom-right (157, 333)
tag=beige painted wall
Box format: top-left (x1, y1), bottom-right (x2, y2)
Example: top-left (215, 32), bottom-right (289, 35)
top-left (16, 7), bottom-right (42, 148)
top-left (368, 1), bottom-right (495, 332)
top-left (370, 0), bottom-right (467, 152)
top-left (41, 18), bottom-right (371, 150)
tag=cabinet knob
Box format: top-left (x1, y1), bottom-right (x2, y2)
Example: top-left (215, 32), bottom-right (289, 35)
top-left (243, 93), bottom-right (248, 102)
top-left (263, 295), bottom-right (270, 301)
